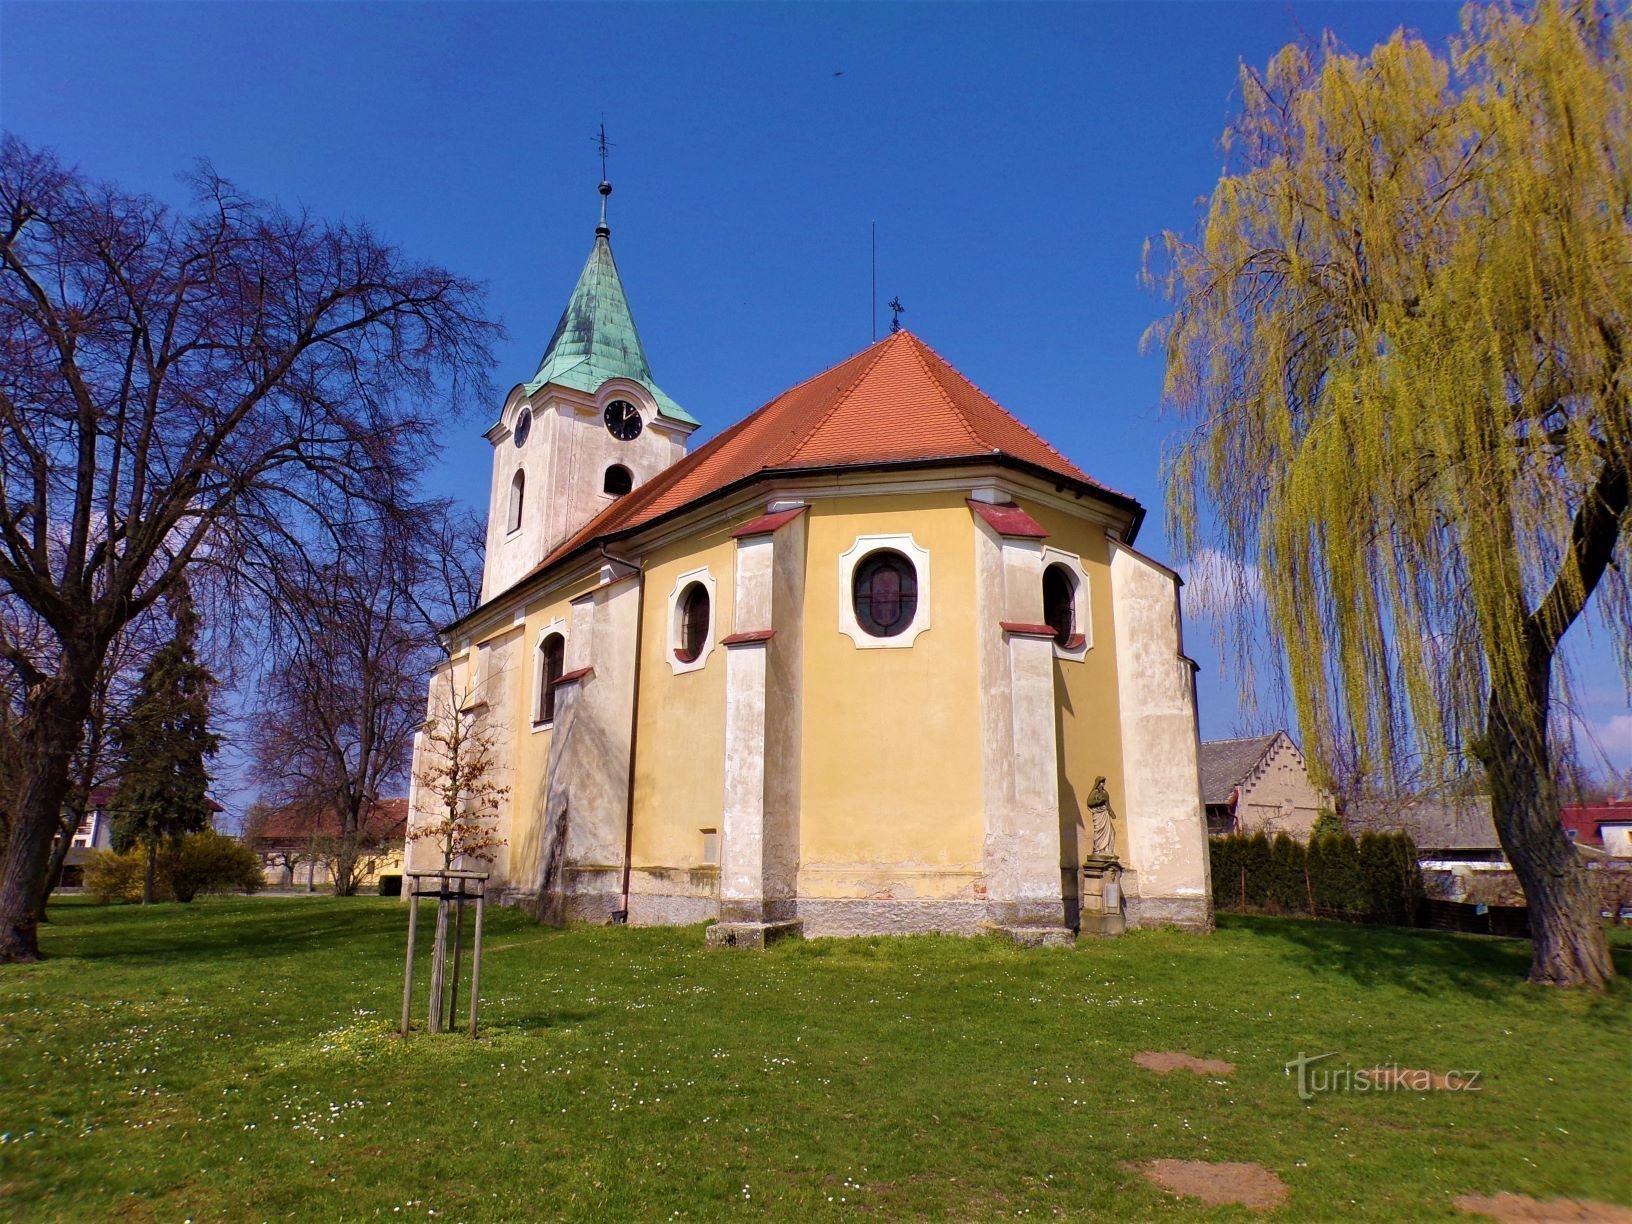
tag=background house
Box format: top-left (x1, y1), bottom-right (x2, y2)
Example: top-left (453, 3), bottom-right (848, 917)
top-left (248, 798), bottom-right (408, 891)
top-left (1560, 800), bottom-right (1632, 857)
top-left (1198, 732), bottom-right (1329, 839)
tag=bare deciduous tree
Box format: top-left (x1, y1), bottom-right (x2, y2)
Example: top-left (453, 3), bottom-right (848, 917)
top-left (0, 136), bottom-right (496, 961)
top-left (248, 504), bottom-right (482, 894)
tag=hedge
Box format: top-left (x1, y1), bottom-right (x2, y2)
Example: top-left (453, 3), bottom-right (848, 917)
top-left (1209, 830), bottom-right (1425, 925)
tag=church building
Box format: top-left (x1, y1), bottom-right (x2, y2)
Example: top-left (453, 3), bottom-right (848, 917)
top-left (403, 183), bottom-right (1213, 943)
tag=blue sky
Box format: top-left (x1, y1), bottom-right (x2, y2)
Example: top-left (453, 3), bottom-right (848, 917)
top-left (3, 1), bottom-right (1626, 799)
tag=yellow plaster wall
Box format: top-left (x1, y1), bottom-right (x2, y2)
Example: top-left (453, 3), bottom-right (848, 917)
top-left (798, 493), bottom-right (984, 896)
top-left (629, 528), bottom-right (735, 871)
top-left (1021, 498), bottom-right (1130, 863)
top-left (464, 578), bottom-right (596, 891)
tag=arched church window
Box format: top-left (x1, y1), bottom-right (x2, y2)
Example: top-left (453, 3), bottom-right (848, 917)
top-left (1043, 563), bottom-right (1077, 647)
top-left (676, 582), bottom-right (710, 664)
top-left (508, 470), bottom-right (524, 534)
top-left (536, 632), bottom-right (565, 725)
top-left (853, 550), bottom-right (917, 638)
top-left (603, 464), bottom-right (633, 497)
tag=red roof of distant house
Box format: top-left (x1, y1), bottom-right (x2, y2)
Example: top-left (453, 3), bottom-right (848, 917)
top-left (465, 331), bottom-right (1138, 617)
top-left (1561, 801), bottom-right (1632, 846)
top-left (251, 798), bottom-right (409, 844)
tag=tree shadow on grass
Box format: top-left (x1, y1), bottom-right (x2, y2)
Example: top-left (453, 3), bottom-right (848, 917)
top-left (1219, 913), bottom-right (1632, 1016)
top-left (41, 898), bottom-right (552, 965)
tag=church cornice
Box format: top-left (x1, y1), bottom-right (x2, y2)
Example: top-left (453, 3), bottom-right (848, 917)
top-left (445, 454), bottom-right (1141, 640)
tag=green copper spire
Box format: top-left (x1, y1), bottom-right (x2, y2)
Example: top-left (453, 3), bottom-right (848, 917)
top-left (524, 221), bottom-right (695, 426)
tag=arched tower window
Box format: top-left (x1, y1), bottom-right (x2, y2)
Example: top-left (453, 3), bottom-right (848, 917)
top-left (603, 464), bottom-right (633, 497)
top-left (1043, 563), bottom-right (1077, 647)
top-left (536, 632), bottom-right (565, 725)
top-left (508, 470), bottom-right (525, 533)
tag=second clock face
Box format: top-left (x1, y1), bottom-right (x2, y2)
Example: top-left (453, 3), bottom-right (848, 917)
top-left (604, 399), bottom-right (643, 441)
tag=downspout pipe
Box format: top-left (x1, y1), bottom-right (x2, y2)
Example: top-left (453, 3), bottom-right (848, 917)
top-left (612, 547), bottom-right (643, 923)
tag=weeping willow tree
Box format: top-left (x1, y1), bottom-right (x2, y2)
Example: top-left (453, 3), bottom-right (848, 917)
top-left (1148, 1), bottom-right (1629, 989)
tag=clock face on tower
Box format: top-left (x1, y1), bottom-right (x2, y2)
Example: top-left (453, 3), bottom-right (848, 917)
top-left (604, 399), bottom-right (643, 441)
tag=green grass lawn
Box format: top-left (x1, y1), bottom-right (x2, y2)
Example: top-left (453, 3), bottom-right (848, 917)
top-left (2, 899), bottom-right (1629, 1222)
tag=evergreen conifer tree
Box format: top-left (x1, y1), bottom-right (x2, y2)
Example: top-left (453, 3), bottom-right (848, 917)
top-left (110, 585), bottom-right (220, 903)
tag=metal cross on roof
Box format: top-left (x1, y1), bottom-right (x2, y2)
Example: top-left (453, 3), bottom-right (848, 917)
top-left (888, 296), bottom-right (905, 334)
top-left (595, 124), bottom-right (615, 236)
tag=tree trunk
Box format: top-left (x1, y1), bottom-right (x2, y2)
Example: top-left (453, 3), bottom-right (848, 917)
top-left (1481, 685), bottom-right (1614, 990)
top-left (34, 827), bottom-right (77, 924)
top-left (333, 838), bottom-right (359, 897)
top-left (0, 676), bottom-right (92, 963)
top-left (142, 841), bottom-right (157, 906)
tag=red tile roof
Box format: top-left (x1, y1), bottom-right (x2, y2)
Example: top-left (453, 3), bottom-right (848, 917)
top-left (477, 330), bottom-right (1137, 615)
top-left (1561, 801), bottom-right (1632, 846)
top-left (250, 798), bottom-right (408, 844)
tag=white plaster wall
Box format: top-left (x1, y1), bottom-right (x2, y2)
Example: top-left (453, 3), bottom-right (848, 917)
top-left (480, 380), bottom-right (694, 603)
top-left (528, 575), bottom-right (641, 915)
top-left (973, 519), bottom-right (1017, 918)
top-left (1107, 540), bottom-right (1211, 924)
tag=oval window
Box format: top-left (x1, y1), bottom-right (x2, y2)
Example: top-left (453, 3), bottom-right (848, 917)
top-left (676, 582), bottom-right (710, 663)
top-left (1043, 563), bottom-right (1076, 647)
top-left (853, 550), bottom-right (918, 638)
top-left (513, 408), bottom-right (532, 448)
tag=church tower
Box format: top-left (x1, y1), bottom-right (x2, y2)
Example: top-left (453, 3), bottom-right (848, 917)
top-left (480, 178), bottom-right (697, 601)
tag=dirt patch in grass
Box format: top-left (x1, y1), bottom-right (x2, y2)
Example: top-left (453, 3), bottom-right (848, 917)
top-left (1130, 1159), bottom-right (1288, 1211)
top-left (1133, 1050), bottom-right (1236, 1076)
top-left (1454, 1192), bottom-right (1632, 1222)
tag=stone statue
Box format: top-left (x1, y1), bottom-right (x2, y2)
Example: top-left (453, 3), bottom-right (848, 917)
top-left (1086, 775), bottom-right (1117, 858)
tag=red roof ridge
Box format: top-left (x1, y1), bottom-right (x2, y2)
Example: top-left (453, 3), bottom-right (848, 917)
top-left (784, 332), bottom-right (910, 466)
top-left (900, 332), bottom-right (984, 452)
top-left (910, 331), bottom-right (1103, 490)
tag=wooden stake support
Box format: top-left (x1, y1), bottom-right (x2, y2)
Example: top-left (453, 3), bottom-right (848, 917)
top-left (400, 869), bottom-right (489, 1037)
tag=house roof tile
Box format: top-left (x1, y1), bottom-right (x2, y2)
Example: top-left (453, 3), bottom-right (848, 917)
top-left (1197, 734), bottom-right (1282, 806)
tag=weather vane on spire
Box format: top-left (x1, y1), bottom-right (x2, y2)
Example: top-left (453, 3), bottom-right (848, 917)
top-left (888, 296), bottom-right (905, 334)
top-left (595, 123), bottom-right (615, 237)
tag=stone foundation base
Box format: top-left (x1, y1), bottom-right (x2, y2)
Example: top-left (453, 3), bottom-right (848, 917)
top-left (495, 888), bottom-right (623, 925)
top-left (1125, 895), bottom-right (1213, 932)
top-left (627, 893), bottom-right (718, 926)
top-left (993, 924), bottom-right (1076, 948)
top-left (1079, 911), bottom-right (1126, 937)
top-left (795, 898), bottom-right (990, 937)
top-left (705, 920), bottom-right (803, 949)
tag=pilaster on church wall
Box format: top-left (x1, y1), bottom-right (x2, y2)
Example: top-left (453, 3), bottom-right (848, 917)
top-left (1106, 538), bottom-right (1212, 927)
top-left (1017, 498), bottom-right (1131, 873)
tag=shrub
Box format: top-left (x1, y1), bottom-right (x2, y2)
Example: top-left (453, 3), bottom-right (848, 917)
top-left (1208, 828), bottom-right (1423, 926)
top-left (1209, 835), bottom-right (1242, 909)
top-left (1310, 809), bottom-right (1344, 840)
top-left (1266, 832), bottom-right (1308, 913)
top-left (83, 845), bottom-right (148, 904)
top-left (1241, 832), bottom-right (1272, 908)
top-left (164, 830), bottom-right (264, 902)
top-left (1310, 831), bottom-right (1364, 915)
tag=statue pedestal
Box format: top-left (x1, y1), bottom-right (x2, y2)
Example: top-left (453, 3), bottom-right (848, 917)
top-left (1080, 855), bottom-right (1126, 937)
